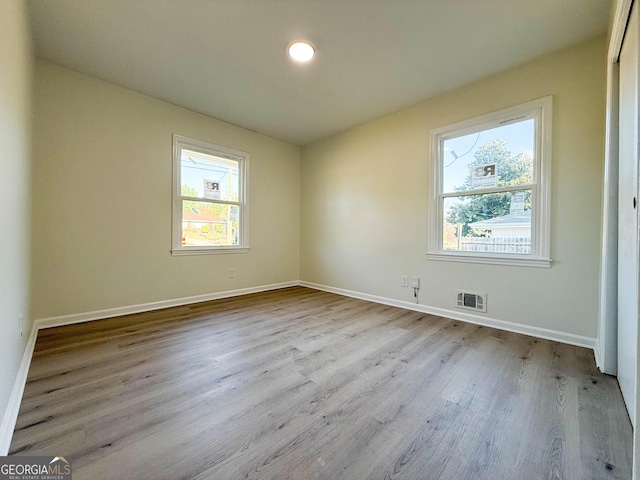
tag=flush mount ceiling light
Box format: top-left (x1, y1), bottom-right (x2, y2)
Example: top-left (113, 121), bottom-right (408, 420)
top-left (288, 41), bottom-right (315, 63)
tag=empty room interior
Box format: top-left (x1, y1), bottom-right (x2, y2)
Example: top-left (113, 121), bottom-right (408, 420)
top-left (2, 0), bottom-right (640, 479)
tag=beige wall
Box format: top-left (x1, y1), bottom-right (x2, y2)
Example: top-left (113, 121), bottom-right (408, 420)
top-left (0, 0), bottom-right (32, 427)
top-left (32, 61), bottom-right (300, 319)
top-left (301, 36), bottom-right (607, 339)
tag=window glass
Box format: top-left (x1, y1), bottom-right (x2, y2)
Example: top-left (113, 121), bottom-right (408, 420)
top-left (181, 200), bottom-right (240, 247)
top-left (180, 149), bottom-right (239, 202)
top-left (442, 120), bottom-right (534, 194)
top-left (443, 190), bottom-right (532, 254)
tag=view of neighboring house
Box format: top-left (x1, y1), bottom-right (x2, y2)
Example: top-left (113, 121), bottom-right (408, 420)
top-left (181, 209), bottom-right (238, 247)
top-left (182, 210), bottom-right (226, 230)
top-left (464, 193), bottom-right (531, 254)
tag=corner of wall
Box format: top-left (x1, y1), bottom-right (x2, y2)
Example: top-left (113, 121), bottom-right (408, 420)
top-left (0, 0), bottom-right (34, 456)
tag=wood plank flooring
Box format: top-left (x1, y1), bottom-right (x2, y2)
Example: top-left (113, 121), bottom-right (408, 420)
top-left (9, 286), bottom-right (632, 479)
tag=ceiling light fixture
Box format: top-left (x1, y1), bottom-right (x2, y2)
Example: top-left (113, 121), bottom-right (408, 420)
top-left (288, 41), bottom-right (315, 63)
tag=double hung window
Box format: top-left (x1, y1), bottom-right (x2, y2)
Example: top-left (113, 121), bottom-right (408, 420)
top-left (428, 97), bottom-right (552, 267)
top-left (172, 135), bottom-right (249, 255)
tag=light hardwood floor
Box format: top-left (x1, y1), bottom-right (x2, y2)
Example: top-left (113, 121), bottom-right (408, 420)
top-left (9, 287), bottom-right (632, 479)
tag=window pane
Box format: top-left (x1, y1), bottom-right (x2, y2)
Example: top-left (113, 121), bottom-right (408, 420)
top-left (180, 148), bottom-right (239, 201)
top-left (181, 200), bottom-right (240, 247)
top-left (443, 190), bottom-right (531, 254)
top-left (442, 119), bottom-right (534, 194)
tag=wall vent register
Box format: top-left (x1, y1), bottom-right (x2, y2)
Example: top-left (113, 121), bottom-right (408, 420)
top-left (456, 290), bottom-right (487, 312)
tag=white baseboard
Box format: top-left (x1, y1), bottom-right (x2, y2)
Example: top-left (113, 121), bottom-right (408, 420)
top-left (299, 281), bottom-right (597, 350)
top-left (0, 280), bottom-right (297, 454)
top-left (594, 343), bottom-right (603, 372)
top-left (594, 330), bottom-right (617, 375)
top-left (36, 281), bottom-right (298, 329)
top-left (0, 324), bottom-right (38, 455)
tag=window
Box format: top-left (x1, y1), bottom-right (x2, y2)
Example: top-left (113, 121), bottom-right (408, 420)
top-left (172, 135), bottom-right (249, 255)
top-left (428, 97), bottom-right (552, 267)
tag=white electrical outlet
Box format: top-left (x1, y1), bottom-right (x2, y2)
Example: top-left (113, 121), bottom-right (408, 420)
top-left (401, 275), bottom-right (409, 287)
top-left (18, 315), bottom-right (23, 338)
top-left (410, 277), bottom-right (420, 288)
top-left (229, 268), bottom-right (236, 278)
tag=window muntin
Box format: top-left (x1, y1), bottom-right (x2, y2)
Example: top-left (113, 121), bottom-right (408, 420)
top-left (428, 97), bottom-right (551, 267)
top-left (172, 135), bottom-right (249, 255)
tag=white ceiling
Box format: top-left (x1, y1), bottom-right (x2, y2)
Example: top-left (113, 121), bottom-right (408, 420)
top-left (27, 0), bottom-right (611, 146)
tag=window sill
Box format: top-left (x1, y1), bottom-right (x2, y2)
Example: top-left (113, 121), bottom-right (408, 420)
top-left (172, 247), bottom-right (250, 256)
top-left (426, 252), bottom-right (551, 268)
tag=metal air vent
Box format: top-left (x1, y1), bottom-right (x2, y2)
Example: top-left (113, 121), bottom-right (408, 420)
top-left (456, 290), bottom-right (487, 313)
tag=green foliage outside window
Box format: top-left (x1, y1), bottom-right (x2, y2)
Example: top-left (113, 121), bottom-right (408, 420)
top-left (447, 139), bottom-right (532, 237)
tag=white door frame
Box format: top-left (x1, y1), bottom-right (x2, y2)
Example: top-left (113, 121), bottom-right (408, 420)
top-left (599, 0), bottom-right (633, 375)
top-left (600, 1), bottom-right (640, 477)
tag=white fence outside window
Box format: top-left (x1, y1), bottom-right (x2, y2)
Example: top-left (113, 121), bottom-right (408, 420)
top-left (459, 236), bottom-right (531, 254)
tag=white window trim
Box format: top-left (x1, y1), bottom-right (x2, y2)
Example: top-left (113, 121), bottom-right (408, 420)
top-left (171, 135), bottom-right (250, 256)
top-left (427, 96), bottom-right (552, 268)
